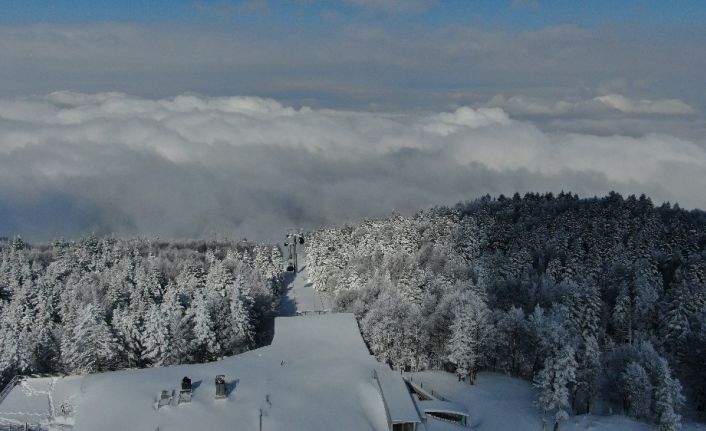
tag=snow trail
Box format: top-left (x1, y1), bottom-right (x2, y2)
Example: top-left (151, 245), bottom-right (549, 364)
top-left (280, 245), bottom-right (330, 316)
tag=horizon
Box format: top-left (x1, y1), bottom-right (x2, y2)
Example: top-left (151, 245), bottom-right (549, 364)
top-left (1, 1), bottom-right (705, 241)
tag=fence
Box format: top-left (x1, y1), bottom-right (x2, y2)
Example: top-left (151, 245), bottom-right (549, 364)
top-left (295, 310), bottom-right (329, 316)
top-left (0, 425), bottom-right (44, 431)
top-left (0, 376), bottom-right (24, 406)
top-left (404, 374), bottom-right (449, 402)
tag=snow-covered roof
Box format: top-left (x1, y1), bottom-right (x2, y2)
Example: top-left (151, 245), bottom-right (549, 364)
top-left (417, 399), bottom-right (469, 418)
top-left (0, 313), bottom-right (390, 431)
top-left (374, 368), bottom-right (422, 424)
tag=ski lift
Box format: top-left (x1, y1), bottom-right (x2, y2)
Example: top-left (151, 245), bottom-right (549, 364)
top-left (215, 375), bottom-right (226, 399)
top-left (286, 262), bottom-right (295, 272)
top-left (298, 236), bottom-right (305, 245)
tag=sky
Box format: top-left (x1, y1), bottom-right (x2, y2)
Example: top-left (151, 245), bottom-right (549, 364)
top-left (0, 0), bottom-right (705, 241)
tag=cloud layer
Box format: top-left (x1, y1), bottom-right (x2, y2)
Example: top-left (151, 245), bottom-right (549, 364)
top-left (1, 92), bottom-right (704, 241)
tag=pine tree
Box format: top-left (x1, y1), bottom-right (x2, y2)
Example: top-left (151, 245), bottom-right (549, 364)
top-left (535, 345), bottom-right (577, 431)
top-left (575, 335), bottom-right (600, 414)
top-left (447, 292), bottom-right (491, 384)
top-left (189, 290), bottom-right (220, 362)
top-left (621, 361), bottom-right (652, 419)
top-left (140, 303), bottom-right (170, 366)
top-left (61, 304), bottom-right (119, 374)
top-left (654, 359), bottom-right (685, 431)
top-left (226, 285), bottom-right (254, 353)
top-left (161, 285), bottom-right (191, 365)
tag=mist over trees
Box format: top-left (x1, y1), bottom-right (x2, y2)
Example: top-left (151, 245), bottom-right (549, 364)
top-left (306, 192), bottom-right (706, 429)
top-left (0, 237), bottom-right (283, 384)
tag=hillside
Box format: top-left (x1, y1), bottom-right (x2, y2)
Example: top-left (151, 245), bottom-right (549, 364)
top-left (305, 192), bottom-right (706, 429)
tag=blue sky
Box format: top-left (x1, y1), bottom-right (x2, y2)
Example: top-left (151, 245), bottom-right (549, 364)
top-left (2, 0), bottom-right (706, 29)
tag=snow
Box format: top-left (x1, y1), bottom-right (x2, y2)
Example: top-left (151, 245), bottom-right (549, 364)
top-left (2, 245), bottom-right (705, 431)
top-left (3, 328), bottom-right (706, 431)
top-left (1, 313), bottom-right (392, 431)
top-left (374, 368), bottom-right (422, 424)
top-left (416, 399), bottom-right (469, 418)
top-left (407, 371), bottom-right (706, 431)
top-left (279, 247), bottom-right (331, 316)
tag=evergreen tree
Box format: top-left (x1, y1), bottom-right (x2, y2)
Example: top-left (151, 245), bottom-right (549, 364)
top-left (654, 359), bottom-right (685, 431)
top-left (621, 361), bottom-right (652, 419)
top-left (140, 303), bottom-right (170, 366)
top-left (61, 304), bottom-right (119, 374)
top-left (447, 292), bottom-right (491, 384)
top-left (189, 290), bottom-right (220, 362)
top-left (575, 335), bottom-right (600, 414)
top-left (535, 345), bottom-right (577, 430)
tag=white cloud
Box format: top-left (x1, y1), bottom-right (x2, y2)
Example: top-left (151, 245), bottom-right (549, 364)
top-left (594, 94), bottom-right (695, 115)
top-left (0, 92), bottom-right (704, 241)
top-left (483, 94), bottom-right (696, 116)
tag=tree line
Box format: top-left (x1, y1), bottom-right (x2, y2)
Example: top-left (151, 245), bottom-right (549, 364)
top-left (0, 236), bottom-right (283, 385)
top-left (305, 192), bottom-right (706, 431)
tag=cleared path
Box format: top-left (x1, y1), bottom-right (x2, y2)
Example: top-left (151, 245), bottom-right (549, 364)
top-left (279, 246), bottom-right (330, 316)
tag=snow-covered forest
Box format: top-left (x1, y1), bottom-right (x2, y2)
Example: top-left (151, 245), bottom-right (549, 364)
top-left (0, 237), bottom-right (283, 386)
top-left (306, 192), bottom-right (706, 430)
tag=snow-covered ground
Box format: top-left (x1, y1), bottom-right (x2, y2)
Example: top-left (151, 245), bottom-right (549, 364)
top-left (1, 314), bottom-right (390, 431)
top-left (279, 246), bottom-right (332, 316)
top-left (407, 371), bottom-right (706, 431)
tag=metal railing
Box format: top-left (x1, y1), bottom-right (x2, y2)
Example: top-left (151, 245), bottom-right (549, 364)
top-left (0, 424), bottom-right (45, 431)
top-left (0, 375), bottom-right (24, 406)
top-left (295, 310), bottom-right (329, 316)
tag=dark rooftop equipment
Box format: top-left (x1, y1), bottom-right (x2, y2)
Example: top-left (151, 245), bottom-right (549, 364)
top-left (215, 375), bottom-right (226, 399)
top-left (181, 377), bottom-right (192, 391)
top-left (178, 376), bottom-right (193, 404)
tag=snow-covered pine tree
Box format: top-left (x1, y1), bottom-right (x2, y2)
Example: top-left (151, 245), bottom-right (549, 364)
top-left (654, 359), bottom-right (685, 431)
top-left (534, 345), bottom-right (577, 431)
top-left (61, 304), bottom-right (119, 374)
top-left (189, 290), bottom-right (221, 362)
top-left (575, 335), bottom-right (600, 414)
top-left (160, 284), bottom-right (191, 365)
top-left (621, 361), bottom-right (652, 419)
top-left (446, 292), bottom-right (491, 384)
top-left (140, 303), bottom-right (170, 367)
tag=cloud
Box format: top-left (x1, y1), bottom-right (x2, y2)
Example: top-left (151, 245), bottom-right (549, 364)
top-left (594, 94), bottom-right (695, 115)
top-left (482, 94), bottom-right (696, 116)
top-left (0, 92), bottom-right (704, 241)
top-left (1, 22), bottom-right (704, 117)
